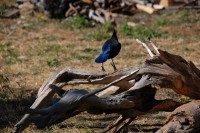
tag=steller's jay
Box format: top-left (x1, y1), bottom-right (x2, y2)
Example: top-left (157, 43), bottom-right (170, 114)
top-left (95, 30), bottom-right (121, 71)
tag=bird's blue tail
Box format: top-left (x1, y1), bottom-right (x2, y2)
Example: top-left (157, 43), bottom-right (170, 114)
top-left (95, 53), bottom-right (109, 63)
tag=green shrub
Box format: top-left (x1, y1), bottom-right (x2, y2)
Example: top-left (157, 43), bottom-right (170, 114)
top-left (0, 4), bottom-right (11, 15)
top-left (0, 42), bottom-right (21, 64)
top-left (47, 58), bottom-right (60, 68)
top-left (119, 22), bottom-right (169, 40)
top-left (155, 18), bottom-right (171, 26)
top-left (82, 48), bottom-right (98, 54)
top-left (85, 22), bottom-right (115, 41)
top-left (60, 16), bottom-right (92, 29)
top-left (22, 20), bottom-right (49, 31)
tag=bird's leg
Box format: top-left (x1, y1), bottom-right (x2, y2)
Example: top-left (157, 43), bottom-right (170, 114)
top-left (101, 63), bottom-right (105, 71)
top-left (111, 59), bottom-right (117, 71)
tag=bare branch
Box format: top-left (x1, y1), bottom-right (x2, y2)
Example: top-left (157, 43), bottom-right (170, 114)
top-left (81, 69), bottom-right (139, 99)
top-left (148, 38), bottom-right (160, 54)
top-left (136, 39), bottom-right (155, 57)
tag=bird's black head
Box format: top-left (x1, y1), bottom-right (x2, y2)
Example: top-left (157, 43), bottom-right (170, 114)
top-left (111, 29), bottom-right (118, 42)
top-left (106, 29), bottom-right (120, 46)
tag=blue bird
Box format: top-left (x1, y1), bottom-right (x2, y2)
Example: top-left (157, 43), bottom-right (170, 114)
top-left (95, 30), bottom-right (121, 71)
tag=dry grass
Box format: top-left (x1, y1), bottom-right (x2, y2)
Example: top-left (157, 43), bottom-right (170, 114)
top-left (0, 8), bottom-right (200, 133)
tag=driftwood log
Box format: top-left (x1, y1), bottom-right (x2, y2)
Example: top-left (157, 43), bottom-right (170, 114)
top-left (14, 39), bottom-right (200, 133)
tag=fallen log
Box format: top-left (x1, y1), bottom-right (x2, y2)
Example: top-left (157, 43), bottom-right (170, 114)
top-left (14, 39), bottom-right (200, 133)
top-left (156, 100), bottom-right (200, 133)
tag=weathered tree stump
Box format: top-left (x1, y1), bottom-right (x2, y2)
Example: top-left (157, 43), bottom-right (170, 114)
top-left (14, 39), bottom-right (200, 133)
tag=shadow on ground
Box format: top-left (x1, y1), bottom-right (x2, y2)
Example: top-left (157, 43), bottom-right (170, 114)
top-left (57, 120), bottom-right (163, 132)
top-left (0, 95), bottom-right (36, 129)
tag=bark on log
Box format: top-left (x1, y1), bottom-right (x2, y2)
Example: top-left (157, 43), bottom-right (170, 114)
top-left (14, 39), bottom-right (200, 133)
top-left (156, 100), bottom-right (200, 133)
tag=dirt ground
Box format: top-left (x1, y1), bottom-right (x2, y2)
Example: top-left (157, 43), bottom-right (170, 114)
top-left (0, 8), bottom-right (200, 133)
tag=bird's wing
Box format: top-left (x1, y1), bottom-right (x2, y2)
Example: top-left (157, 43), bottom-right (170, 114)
top-left (95, 43), bottom-right (111, 63)
top-left (95, 53), bottom-right (110, 63)
top-left (102, 43), bottom-right (111, 52)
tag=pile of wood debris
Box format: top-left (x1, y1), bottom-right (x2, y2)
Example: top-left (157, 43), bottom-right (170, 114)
top-left (1, 0), bottom-right (200, 23)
